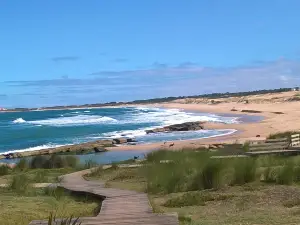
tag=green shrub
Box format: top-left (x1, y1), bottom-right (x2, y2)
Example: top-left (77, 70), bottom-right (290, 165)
top-left (294, 166), bottom-right (300, 182)
top-left (232, 158), bottom-right (257, 185)
top-left (200, 159), bottom-right (223, 190)
top-left (83, 159), bottom-right (98, 169)
top-left (44, 186), bottom-right (65, 200)
top-left (8, 174), bottom-right (32, 195)
top-left (0, 164), bottom-right (9, 176)
top-left (30, 156), bottom-right (49, 169)
top-left (15, 158), bottom-right (28, 171)
top-left (65, 156), bottom-right (79, 168)
top-left (29, 155), bottom-right (79, 169)
top-left (263, 167), bottom-right (278, 183)
top-left (33, 170), bottom-right (49, 183)
top-left (163, 192), bottom-right (206, 208)
top-left (277, 163), bottom-right (294, 185)
top-left (267, 131), bottom-right (298, 141)
top-left (47, 213), bottom-right (82, 225)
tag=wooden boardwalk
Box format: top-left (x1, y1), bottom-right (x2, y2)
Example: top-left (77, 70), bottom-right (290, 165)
top-left (29, 169), bottom-right (178, 225)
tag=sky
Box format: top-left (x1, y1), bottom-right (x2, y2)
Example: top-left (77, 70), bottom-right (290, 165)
top-left (1, 0), bottom-right (300, 108)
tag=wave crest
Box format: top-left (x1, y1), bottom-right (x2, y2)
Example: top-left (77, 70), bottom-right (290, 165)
top-left (13, 118), bottom-right (26, 124)
top-left (30, 115), bottom-right (117, 126)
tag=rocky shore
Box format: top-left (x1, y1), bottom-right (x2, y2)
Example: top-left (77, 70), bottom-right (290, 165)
top-left (146, 121), bottom-right (204, 134)
top-left (0, 138), bottom-right (136, 160)
top-left (0, 121), bottom-right (206, 160)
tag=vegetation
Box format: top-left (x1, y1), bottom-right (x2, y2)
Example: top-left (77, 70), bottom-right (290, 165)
top-left (0, 154), bottom-right (101, 225)
top-left (86, 150), bottom-right (300, 225)
top-left (47, 213), bottom-right (82, 225)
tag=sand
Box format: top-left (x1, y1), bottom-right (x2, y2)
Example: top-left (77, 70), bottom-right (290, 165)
top-left (108, 91), bottom-right (300, 151)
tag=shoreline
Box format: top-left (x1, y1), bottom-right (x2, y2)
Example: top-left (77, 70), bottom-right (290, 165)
top-left (2, 96), bottom-right (300, 156)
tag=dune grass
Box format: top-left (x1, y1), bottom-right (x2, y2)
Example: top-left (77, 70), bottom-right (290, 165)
top-left (86, 149), bottom-right (300, 225)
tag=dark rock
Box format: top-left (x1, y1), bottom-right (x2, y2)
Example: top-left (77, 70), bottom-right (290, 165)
top-left (113, 138), bottom-right (128, 144)
top-left (146, 121), bottom-right (204, 134)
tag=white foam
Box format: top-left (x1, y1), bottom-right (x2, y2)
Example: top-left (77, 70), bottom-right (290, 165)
top-left (122, 107), bottom-right (239, 125)
top-left (84, 110), bottom-right (91, 113)
top-left (25, 115), bottom-right (117, 126)
top-left (102, 129), bottom-right (149, 139)
top-left (2, 144), bottom-right (66, 155)
top-left (13, 118), bottom-right (26, 124)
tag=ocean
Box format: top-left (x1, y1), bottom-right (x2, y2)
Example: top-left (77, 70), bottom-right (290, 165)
top-left (0, 106), bottom-right (239, 154)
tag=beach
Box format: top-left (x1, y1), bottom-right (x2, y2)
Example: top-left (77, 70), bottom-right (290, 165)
top-left (108, 91), bottom-right (300, 151)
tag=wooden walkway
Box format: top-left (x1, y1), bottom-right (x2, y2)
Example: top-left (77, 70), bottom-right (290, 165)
top-left (29, 169), bottom-right (178, 225)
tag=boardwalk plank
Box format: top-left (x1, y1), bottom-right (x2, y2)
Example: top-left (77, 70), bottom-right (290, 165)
top-left (29, 168), bottom-right (178, 225)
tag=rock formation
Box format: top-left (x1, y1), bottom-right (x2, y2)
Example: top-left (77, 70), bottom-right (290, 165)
top-left (146, 121), bottom-right (204, 134)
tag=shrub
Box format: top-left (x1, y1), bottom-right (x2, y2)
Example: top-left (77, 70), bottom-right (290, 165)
top-left (294, 166), bottom-right (300, 182)
top-left (146, 162), bottom-right (189, 194)
top-left (44, 186), bottom-right (65, 200)
top-left (262, 167), bottom-right (278, 183)
top-left (48, 213), bottom-right (82, 225)
top-left (0, 164), bottom-right (9, 176)
top-left (84, 159), bottom-right (98, 169)
top-left (15, 158), bottom-right (28, 171)
top-left (200, 159), bottom-right (223, 190)
top-left (30, 156), bottom-right (49, 169)
top-left (29, 155), bottom-right (79, 169)
top-left (163, 192), bottom-right (206, 208)
top-left (8, 174), bottom-right (32, 195)
top-left (232, 158), bottom-right (257, 185)
top-left (65, 156), bottom-right (79, 168)
top-left (33, 170), bottom-right (49, 183)
top-left (277, 163), bottom-right (294, 185)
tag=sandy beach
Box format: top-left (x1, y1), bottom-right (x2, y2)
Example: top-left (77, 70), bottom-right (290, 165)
top-left (108, 91), bottom-right (300, 151)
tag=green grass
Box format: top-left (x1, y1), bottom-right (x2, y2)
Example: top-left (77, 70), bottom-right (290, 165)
top-left (0, 165), bottom-right (10, 176)
top-left (0, 187), bottom-right (99, 225)
top-left (84, 149), bottom-right (300, 225)
top-left (267, 131), bottom-right (298, 140)
top-left (231, 158), bottom-right (257, 185)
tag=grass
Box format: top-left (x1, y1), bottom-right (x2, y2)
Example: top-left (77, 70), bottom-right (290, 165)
top-left (0, 165), bottom-right (10, 176)
top-left (47, 213), bottom-right (82, 225)
top-left (267, 131), bottom-right (298, 140)
top-left (86, 150), bottom-right (300, 225)
top-left (0, 187), bottom-right (99, 225)
top-left (231, 158), bottom-right (257, 185)
top-left (163, 192), bottom-right (232, 208)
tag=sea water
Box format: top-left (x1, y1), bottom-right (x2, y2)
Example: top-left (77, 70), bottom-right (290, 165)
top-left (0, 106), bottom-right (239, 154)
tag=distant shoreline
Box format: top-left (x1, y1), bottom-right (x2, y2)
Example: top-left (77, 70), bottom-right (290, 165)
top-left (0, 87), bottom-right (294, 113)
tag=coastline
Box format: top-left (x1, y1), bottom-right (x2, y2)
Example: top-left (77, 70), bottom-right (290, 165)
top-left (2, 94), bottom-right (300, 157)
top-left (107, 100), bottom-right (300, 151)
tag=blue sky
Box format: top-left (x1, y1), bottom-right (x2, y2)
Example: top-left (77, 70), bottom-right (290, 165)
top-left (1, 0), bottom-right (300, 108)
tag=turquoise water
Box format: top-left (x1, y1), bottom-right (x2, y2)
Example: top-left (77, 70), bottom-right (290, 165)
top-left (0, 106), bottom-right (239, 154)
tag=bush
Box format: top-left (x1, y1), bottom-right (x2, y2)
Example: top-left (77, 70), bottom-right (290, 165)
top-left (277, 163), bottom-right (294, 185)
top-left (65, 156), bottom-right (79, 168)
top-left (200, 159), bottom-right (223, 190)
top-left (146, 162), bottom-right (186, 194)
top-left (47, 213), bottom-right (82, 225)
top-left (232, 158), bottom-right (257, 185)
top-left (163, 192), bottom-right (206, 207)
top-left (29, 155), bottom-right (79, 169)
top-left (15, 158), bottom-right (28, 171)
top-left (30, 156), bottom-right (49, 169)
top-left (33, 170), bottom-right (49, 183)
top-left (0, 165), bottom-right (9, 176)
top-left (44, 186), bottom-right (65, 200)
top-left (84, 159), bottom-right (98, 169)
top-left (263, 167), bottom-right (278, 183)
top-left (8, 174), bottom-right (32, 195)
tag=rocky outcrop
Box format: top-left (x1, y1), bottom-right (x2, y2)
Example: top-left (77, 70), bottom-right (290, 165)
top-left (146, 121), bottom-right (204, 134)
top-left (1, 138), bottom-right (136, 159)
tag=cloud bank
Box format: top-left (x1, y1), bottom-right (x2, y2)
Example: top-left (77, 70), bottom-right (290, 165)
top-left (1, 58), bottom-right (300, 107)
